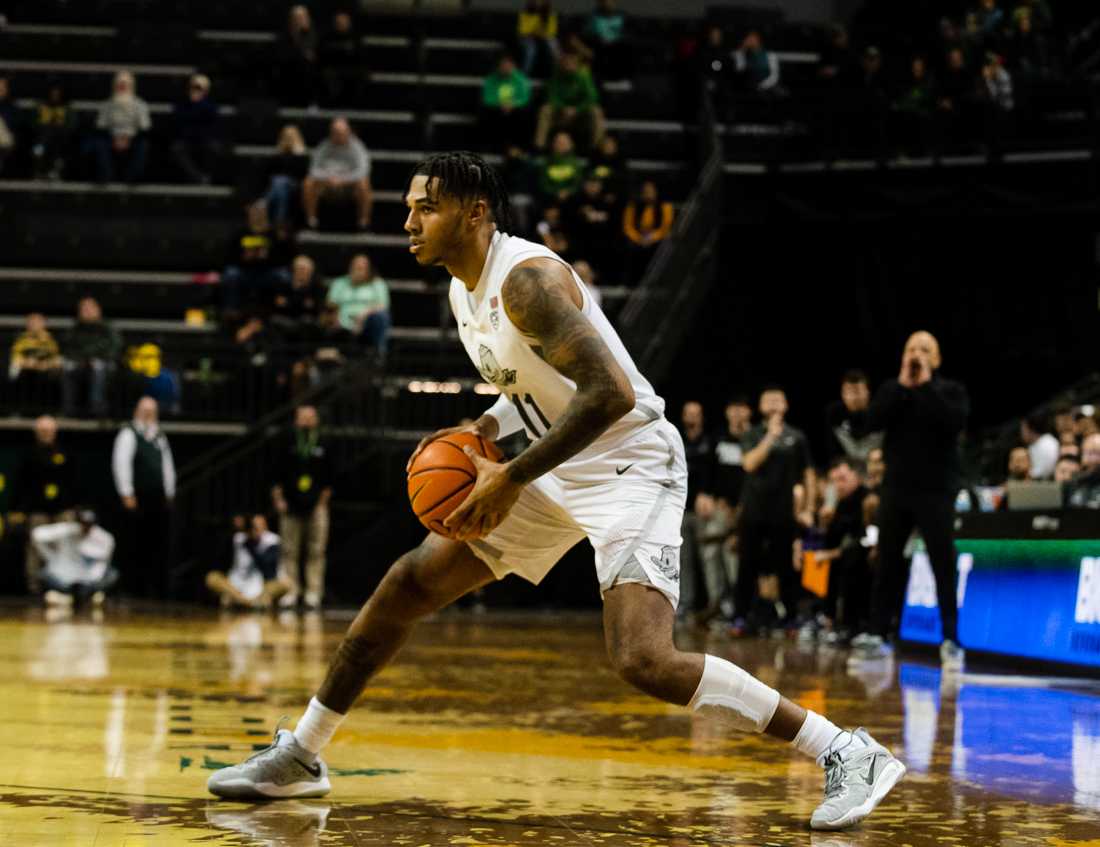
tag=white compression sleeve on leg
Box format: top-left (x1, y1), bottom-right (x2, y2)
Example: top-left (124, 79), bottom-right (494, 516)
top-left (688, 654), bottom-right (781, 733)
top-left (293, 697), bottom-right (347, 756)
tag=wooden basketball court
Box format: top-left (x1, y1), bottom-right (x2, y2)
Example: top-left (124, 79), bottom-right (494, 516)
top-left (2, 604), bottom-right (1099, 846)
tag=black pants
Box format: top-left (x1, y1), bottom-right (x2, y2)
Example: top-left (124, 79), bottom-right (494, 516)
top-left (826, 547), bottom-right (870, 632)
top-left (736, 518), bottom-right (798, 623)
top-left (122, 495), bottom-right (172, 599)
top-left (872, 488), bottom-right (958, 642)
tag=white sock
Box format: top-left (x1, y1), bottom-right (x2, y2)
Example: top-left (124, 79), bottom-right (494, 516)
top-left (688, 654), bottom-right (781, 733)
top-left (293, 697), bottom-right (346, 757)
top-left (792, 710), bottom-right (865, 765)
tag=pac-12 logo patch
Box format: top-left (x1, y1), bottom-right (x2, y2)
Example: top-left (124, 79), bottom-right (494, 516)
top-left (650, 545), bottom-right (680, 580)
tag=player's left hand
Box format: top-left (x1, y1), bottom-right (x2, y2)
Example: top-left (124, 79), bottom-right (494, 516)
top-left (443, 448), bottom-right (524, 541)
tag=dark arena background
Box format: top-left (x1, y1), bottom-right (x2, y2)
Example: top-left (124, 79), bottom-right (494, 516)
top-left (1, 0), bottom-right (1099, 844)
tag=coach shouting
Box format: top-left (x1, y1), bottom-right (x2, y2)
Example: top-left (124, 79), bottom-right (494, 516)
top-left (852, 331), bottom-right (969, 669)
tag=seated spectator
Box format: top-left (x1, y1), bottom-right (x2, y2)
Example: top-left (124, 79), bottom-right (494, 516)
top-left (319, 10), bottom-right (368, 107)
top-left (816, 458), bottom-right (872, 642)
top-left (978, 51), bottom-right (1014, 148)
top-left (1077, 411), bottom-right (1100, 441)
top-left (0, 76), bottom-right (17, 176)
top-left (264, 124), bottom-right (310, 233)
top-left (127, 342), bottom-right (182, 417)
top-left (937, 48), bottom-right (977, 148)
top-left (974, 0), bottom-right (1006, 40)
top-left (61, 297), bottom-right (121, 417)
top-left (891, 56), bottom-right (936, 156)
top-left (302, 117), bottom-right (373, 231)
top-left (31, 83), bottom-right (76, 180)
top-left (9, 313), bottom-right (62, 399)
top-left (733, 30), bottom-right (781, 95)
top-left (517, 0), bottom-right (559, 77)
top-left (1054, 455), bottom-right (1080, 484)
top-left (12, 416), bottom-right (76, 595)
top-left (326, 253), bottom-right (390, 356)
top-left (480, 52), bottom-right (533, 154)
top-left (571, 258), bottom-right (602, 308)
top-left (534, 52), bottom-right (605, 151)
top-left (222, 202), bottom-right (294, 313)
top-left (817, 23), bottom-right (857, 89)
top-left (1007, 9), bottom-right (1051, 80)
top-left (536, 131), bottom-right (584, 205)
top-left (622, 179), bottom-right (674, 281)
top-left (87, 70), bottom-right (151, 183)
top-left (275, 5), bottom-right (319, 106)
top-left (1052, 403), bottom-right (1076, 444)
top-left (563, 173), bottom-right (615, 279)
top-left (585, 0), bottom-right (629, 80)
top-left (1021, 413), bottom-right (1059, 479)
top-left (1005, 445), bottom-right (1031, 483)
top-left (272, 254), bottom-right (325, 337)
top-left (1066, 433), bottom-right (1100, 509)
top-left (33, 508), bottom-right (117, 609)
top-left (587, 133), bottom-right (624, 206)
top-left (534, 203), bottom-right (571, 256)
top-left (1013, 0), bottom-right (1052, 32)
top-left (171, 74), bottom-right (221, 185)
top-left (205, 514), bottom-right (290, 609)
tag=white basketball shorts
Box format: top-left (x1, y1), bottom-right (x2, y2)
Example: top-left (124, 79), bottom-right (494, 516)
top-left (466, 418), bottom-right (688, 608)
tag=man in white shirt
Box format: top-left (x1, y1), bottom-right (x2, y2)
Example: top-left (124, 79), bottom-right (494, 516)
top-left (206, 514), bottom-right (291, 609)
top-left (112, 397), bottom-right (176, 597)
top-left (33, 509), bottom-right (117, 607)
top-left (1021, 414), bottom-right (1060, 480)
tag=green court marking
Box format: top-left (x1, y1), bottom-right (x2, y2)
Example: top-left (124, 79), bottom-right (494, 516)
top-left (179, 756), bottom-right (192, 772)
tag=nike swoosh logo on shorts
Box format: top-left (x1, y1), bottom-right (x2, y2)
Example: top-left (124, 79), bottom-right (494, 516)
top-left (616, 464), bottom-right (634, 475)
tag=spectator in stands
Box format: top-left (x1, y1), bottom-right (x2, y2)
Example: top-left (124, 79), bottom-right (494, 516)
top-left (1077, 411), bottom-right (1100, 440)
top-left (265, 125), bottom-right (310, 234)
top-left (319, 10), bottom-right (368, 107)
top-left (9, 312), bottom-right (62, 403)
top-left (678, 400), bottom-right (713, 620)
top-left (171, 74), bottom-right (221, 185)
top-left (536, 131), bottom-right (584, 205)
top-left (327, 253), bottom-right (390, 357)
top-left (696, 23), bottom-right (734, 106)
top-left (571, 258), bottom-right (602, 308)
top-left (855, 46), bottom-right (889, 156)
top-left (61, 297), bottom-right (121, 418)
top-left (866, 446), bottom-right (886, 493)
top-left (1013, 0), bottom-right (1052, 32)
top-left (564, 173), bottom-right (615, 279)
top-left (588, 133), bottom-right (624, 207)
top-left (276, 5), bottom-right (319, 106)
top-left (88, 70), bottom-right (151, 183)
top-left (892, 56), bottom-right (936, 156)
top-left (221, 202), bottom-right (294, 312)
top-left (1007, 9), bottom-right (1051, 81)
top-left (272, 405), bottom-right (333, 609)
top-left (974, 0), bottom-right (1006, 40)
top-left (480, 52), bottom-right (533, 155)
top-left (302, 117), bottom-right (372, 231)
top-left (31, 83), bottom-right (77, 180)
top-left (0, 75), bottom-right (17, 176)
top-left (824, 369), bottom-right (882, 464)
top-left (1021, 413), bottom-right (1059, 479)
top-left (733, 30), bottom-right (781, 95)
top-left (272, 254), bottom-right (324, 334)
top-left (112, 397), bottom-right (176, 598)
top-left (1054, 455), bottom-right (1080, 484)
top-left (738, 386), bottom-right (815, 630)
top-left (12, 416), bottom-right (76, 594)
top-left (1052, 403), bottom-right (1076, 444)
top-left (585, 0), bottom-right (629, 81)
top-left (937, 48), bottom-right (977, 149)
top-left (534, 203), bottom-right (571, 257)
top-left (818, 23), bottom-right (857, 88)
top-left (517, 0), bottom-right (559, 77)
top-left (1005, 445), bottom-right (1032, 482)
top-left (1066, 433), bottom-right (1100, 509)
top-left (622, 180), bottom-right (674, 282)
top-left (33, 508), bottom-right (117, 609)
top-left (206, 514), bottom-right (291, 609)
top-left (978, 51), bottom-right (1014, 149)
top-left (534, 51), bottom-right (605, 151)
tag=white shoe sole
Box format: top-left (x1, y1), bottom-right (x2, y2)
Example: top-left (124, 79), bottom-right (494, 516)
top-left (207, 776), bottom-right (332, 800)
top-left (811, 758), bottom-right (907, 831)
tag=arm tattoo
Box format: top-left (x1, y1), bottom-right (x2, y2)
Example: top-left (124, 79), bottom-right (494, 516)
top-left (503, 260), bottom-right (635, 484)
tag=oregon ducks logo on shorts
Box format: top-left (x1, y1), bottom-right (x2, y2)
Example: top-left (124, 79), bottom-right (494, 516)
top-left (478, 344), bottom-right (516, 387)
top-left (650, 545), bottom-right (679, 580)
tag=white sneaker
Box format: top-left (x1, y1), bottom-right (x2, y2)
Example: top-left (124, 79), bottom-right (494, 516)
top-left (940, 639), bottom-right (965, 671)
top-left (303, 593), bottom-right (321, 610)
top-left (279, 593), bottom-right (299, 609)
top-left (850, 632), bottom-right (876, 649)
top-left (44, 590), bottom-right (73, 607)
top-left (207, 728), bottom-right (331, 800)
top-left (90, 591), bottom-right (105, 607)
top-left (847, 635), bottom-right (894, 665)
top-left (810, 728), bottom-right (907, 830)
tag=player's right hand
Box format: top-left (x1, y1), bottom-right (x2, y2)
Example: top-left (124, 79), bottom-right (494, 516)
top-left (406, 423), bottom-right (480, 473)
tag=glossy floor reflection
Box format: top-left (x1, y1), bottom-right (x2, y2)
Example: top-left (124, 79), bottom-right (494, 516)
top-left (2, 604), bottom-right (1099, 846)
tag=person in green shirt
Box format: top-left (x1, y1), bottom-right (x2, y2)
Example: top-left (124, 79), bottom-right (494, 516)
top-left (325, 253), bottom-right (390, 355)
top-left (479, 53), bottom-right (533, 153)
top-left (534, 51), bottom-right (606, 151)
top-left (536, 130), bottom-right (585, 204)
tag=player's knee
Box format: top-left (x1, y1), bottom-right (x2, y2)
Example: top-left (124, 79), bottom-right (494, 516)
top-left (381, 546), bottom-right (444, 619)
top-left (608, 640), bottom-right (667, 692)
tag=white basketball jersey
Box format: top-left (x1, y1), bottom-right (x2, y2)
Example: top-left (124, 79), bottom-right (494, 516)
top-left (450, 230), bottom-right (666, 474)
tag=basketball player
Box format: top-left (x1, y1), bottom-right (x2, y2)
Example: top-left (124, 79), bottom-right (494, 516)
top-left (208, 153), bottom-right (905, 830)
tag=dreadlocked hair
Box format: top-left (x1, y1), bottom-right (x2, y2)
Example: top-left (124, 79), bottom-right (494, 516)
top-left (407, 151), bottom-right (514, 234)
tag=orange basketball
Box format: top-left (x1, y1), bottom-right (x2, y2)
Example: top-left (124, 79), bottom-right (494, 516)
top-left (407, 431), bottom-right (504, 537)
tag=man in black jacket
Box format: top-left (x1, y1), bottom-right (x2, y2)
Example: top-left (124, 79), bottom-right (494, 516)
top-left (852, 331), bottom-right (969, 668)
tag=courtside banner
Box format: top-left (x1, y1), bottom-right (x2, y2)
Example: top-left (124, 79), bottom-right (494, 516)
top-left (900, 539), bottom-right (1100, 668)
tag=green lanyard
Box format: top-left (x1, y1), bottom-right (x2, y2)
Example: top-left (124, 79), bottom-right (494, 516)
top-left (295, 427), bottom-right (319, 460)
